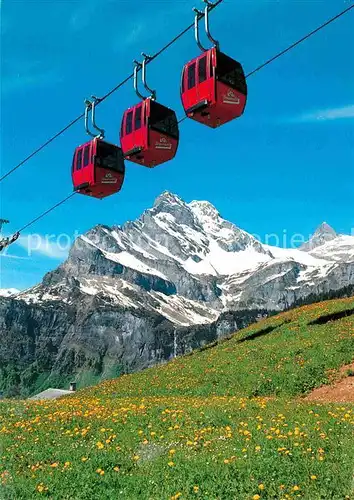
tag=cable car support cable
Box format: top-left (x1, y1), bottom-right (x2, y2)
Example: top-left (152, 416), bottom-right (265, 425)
top-left (178, 2), bottom-right (354, 124)
top-left (15, 192), bottom-right (77, 234)
top-left (244, 4), bottom-right (354, 79)
top-left (3, 2), bottom-right (354, 235)
top-left (1, 2), bottom-right (352, 182)
top-left (0, 0), bottom-right (223, 184)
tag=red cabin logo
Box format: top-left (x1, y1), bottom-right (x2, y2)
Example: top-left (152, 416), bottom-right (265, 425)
top-left (222, 89), bottom-right (240, 105)
top-left (101, 172), bottom-right (118, 184)
top-left (155, 136), bottom-right (172, 150)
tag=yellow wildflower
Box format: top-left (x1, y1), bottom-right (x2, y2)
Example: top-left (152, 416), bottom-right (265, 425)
top-left (171, 493), bottom-right (182, 500)
top-left (36, 483), bottom-right (48, 493)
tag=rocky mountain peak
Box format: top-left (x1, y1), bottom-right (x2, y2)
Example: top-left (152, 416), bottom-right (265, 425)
top-left (189, 200), bottom-right (221, 222)
top-left (150, 191), bottom-right (196, 227)
top-left (153, 191), bottom-right (185, 210)
top-left (14, 192), bottom-right (353, 312)
top-left (2, 191), bottom-right (353, 400)
top-left (317, 222), bottom-right (337, 236)
top-left (301, 222), bottom-right (338, 251)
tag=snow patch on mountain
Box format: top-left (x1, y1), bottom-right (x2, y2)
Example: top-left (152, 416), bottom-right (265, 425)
top-left (263, 244), bottom-right (331, 267)
top-left (309, 235), bottom-right (354, 262)
top-left (184, 240), bottom-right (271, 276)
top-left (0, 288), bottom-right (19, 297)
top-left (11, 192), bottom-right (354, 318)
top-left (104, 251), bottom-right (168, 280)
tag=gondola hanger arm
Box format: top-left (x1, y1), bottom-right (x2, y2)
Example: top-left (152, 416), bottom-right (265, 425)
top-left (84, 97), bottom-right (105, 139)
top-left (202, 0), bottom-right (220, 50)
top-left (133, 60), bottom-right (147, 100)
top-left (90, 96), bottom-right (105, 139)
top-left (141, 53), bottom-right (157, 101)
top-left (193, 7), bottom-right (208, 52)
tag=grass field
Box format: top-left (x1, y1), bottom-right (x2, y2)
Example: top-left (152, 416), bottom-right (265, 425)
top-left (1, 298), bottom-right (353, 499)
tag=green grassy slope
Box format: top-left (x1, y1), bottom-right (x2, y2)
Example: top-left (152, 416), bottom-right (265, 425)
top-left (1, 298), bottom-right (353, 499)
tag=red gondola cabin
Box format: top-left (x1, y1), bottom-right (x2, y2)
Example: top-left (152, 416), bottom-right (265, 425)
top-left (181, 48), bottom-right (247, 128)
top-left (72, 138), bottom-right (125, 199)
top-left (120, 99), bottom-right (179, 168)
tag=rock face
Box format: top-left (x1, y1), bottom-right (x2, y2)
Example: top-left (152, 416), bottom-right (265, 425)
top-left (301, 222), bottom-right (338, 251)
top-left (1, 192), bottom-right (353, 397)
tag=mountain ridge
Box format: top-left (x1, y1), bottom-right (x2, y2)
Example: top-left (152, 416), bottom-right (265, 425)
top-left (1, 192), bottom-right (353, 397)
top-left (17, 191), bottom-right (353, 313)
top-left (301, 221), bottom-right (338, 251)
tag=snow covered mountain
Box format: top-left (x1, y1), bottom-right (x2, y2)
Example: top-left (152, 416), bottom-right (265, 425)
top-left (301, 222), bottom-right (338, 251)
top-left (1, 192), bottom-right (353, 396)
top-left (17, 191), bottom-right (354, 315)
top-left (0, 288), bottom-right (19, 298)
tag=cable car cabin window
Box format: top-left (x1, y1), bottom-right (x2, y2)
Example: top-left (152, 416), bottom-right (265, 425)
top-left (96, 142), bottom-right (124, 173)
top-left (135, 106), bottom-right (142, 130)
top-left (149, 102), bottom-right (179, 140)
top-left (198, 56), bottom-right (207, 83)
top-left (188, 63), bottom-right (196, 89)
top-left (216, 52), bottom-right (247, 95)
top-left (72, 152), bottom-right (76, 172)
top-left (181, 67), bottom-right (185, 93)
top-left (83, 145), bottom-right (90, 167)
top-left (120, 117), bottom-right (125, 138)
top-left (76, 149), bottom-right (83, 171)
top-left (126, 111), bottom-right (133, 135)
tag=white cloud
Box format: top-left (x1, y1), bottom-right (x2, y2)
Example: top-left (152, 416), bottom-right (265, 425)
top-left (292, 105), bottom-right (354, 123)
top-left (1, 67), bottom-right (62, 96)
top-left (0, 253), bottom-right (30, 260)
top-left (16, 235), bottom-right (70, 260)
top-left (125, 23), bottom-right (144, 47)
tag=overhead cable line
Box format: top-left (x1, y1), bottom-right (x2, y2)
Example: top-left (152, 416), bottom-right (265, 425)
top-left (178, 3), bottom-right (354, 124)
top-left (6, 3), bottom-right (354, 237)
top-left (0, 0), bottom-right (223, 184)
top-left (16, 192), bottom-right (77, 234)
top-left (245, 3), bottom-right (354, 79)
top-left (2, 3), bottom-right (352, 182)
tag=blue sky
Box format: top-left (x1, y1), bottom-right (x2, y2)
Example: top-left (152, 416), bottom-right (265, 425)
top-left (0, 0), bottom-right (353, 290)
